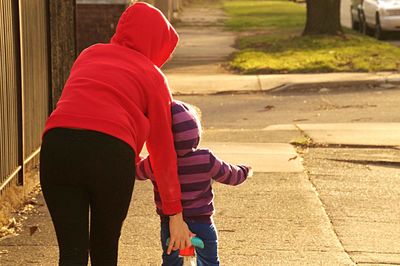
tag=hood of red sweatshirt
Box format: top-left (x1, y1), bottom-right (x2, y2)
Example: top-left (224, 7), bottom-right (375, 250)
top-left (111, 2), bottom-right (179, 68)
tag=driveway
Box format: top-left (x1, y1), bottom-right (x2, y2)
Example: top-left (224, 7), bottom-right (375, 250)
top-left (389, 40), bottom-right (400, 46)
top-left (341, 0), bottom-right (352, 28)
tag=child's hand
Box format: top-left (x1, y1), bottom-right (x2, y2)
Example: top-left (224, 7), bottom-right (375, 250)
top-left (247, 166), bottom-right (253, 177)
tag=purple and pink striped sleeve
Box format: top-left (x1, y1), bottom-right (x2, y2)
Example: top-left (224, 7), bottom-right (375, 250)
top-left (209, 152), bottom-right (249, 186)
top-left (136, 156), bottom-right (153, 181)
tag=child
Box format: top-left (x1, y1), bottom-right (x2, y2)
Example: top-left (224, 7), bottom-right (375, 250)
top-left (136, 100), bottom-right (252, 265)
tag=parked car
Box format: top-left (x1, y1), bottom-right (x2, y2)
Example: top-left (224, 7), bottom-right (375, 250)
top-left (360, 0), bottom-right (400, 39)
top-left (350, 0), bottom-right (364, 30)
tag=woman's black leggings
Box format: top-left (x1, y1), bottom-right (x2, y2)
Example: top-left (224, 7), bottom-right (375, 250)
top-left (40, 128), bottom-right (136, 266)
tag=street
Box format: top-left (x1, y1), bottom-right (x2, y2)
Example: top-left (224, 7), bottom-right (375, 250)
top-left (178, 87), bottom-right (400, 130)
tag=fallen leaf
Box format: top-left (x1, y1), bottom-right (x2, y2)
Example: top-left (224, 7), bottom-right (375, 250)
top-left (0, 249), bottom-right (9, 255)
top-left (29, 225), bottom-right (40, 236)
top-left (264, 105), bottom-right (275, 111)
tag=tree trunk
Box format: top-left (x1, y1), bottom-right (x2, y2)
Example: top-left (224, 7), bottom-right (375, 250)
top-left (48, 0), bottom-right (77, 109)
top-left (303, 0), bottom-right (343, 35)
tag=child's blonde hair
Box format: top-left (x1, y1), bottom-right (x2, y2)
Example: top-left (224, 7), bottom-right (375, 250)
top-left (185, 103), bottom-right (202, 136)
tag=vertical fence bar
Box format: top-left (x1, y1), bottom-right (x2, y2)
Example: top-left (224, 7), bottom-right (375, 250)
top-left (45, 0), bottom-right (53, 115)
top-left (14, 0), bottom-right (24, 185)
top-left (0, 0), bottom-right (5, 185)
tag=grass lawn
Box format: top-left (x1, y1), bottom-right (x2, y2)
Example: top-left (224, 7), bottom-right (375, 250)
top-left (224, 0), bottom-right (400, 74)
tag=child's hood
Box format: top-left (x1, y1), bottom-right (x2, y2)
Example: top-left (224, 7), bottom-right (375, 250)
top-left (171, 101), bottom-right (201, 157)
top-left (110, 2), bottom-right (179, 68)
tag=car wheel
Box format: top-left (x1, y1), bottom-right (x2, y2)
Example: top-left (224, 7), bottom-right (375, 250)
top-left (375, 15), bottom-right (385, 40)
top-left (358, 11), bottom-right (364, 33)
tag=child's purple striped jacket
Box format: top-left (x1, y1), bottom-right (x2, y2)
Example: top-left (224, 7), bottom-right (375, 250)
top-left (136, 100), bottom-right (250, 222)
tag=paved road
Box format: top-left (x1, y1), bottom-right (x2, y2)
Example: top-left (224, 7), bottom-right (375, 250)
top-left (177, 86), bottom-right (400, 131)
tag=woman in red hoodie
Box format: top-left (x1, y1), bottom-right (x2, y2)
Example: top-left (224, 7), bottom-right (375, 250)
top-left (40, 2), bottom-right (192, 265)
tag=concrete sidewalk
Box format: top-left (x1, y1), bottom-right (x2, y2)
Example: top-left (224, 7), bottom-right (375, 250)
top-left (0, 146), bottom-right (353, 265)
top-left (203, 142), bottom-right (304, 172)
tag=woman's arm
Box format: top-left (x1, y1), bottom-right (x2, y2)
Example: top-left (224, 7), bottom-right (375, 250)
top-left (146, 73), bottom-right (193, 252)
top-left (146, 78), bottom-right (181, 214)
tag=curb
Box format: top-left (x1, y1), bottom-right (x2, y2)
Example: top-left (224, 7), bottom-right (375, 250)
top-left (266, 77), bottom-right (400, 93)
top-left (171, 76), bottom-right (400, 96)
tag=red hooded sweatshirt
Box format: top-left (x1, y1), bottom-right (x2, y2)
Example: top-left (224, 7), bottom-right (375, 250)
top-left (43, 2), bottom-right (181, 214)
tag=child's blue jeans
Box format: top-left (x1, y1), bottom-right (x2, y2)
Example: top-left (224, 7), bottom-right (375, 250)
top-left (160, 221), bottom-right (220, 266)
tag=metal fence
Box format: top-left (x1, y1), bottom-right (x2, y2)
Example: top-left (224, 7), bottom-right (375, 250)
top-left (0, 0), bottom-right (50, 194)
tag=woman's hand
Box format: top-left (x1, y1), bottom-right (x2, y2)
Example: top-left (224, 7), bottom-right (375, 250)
top-left (167, 212), bottom-right (195, 255)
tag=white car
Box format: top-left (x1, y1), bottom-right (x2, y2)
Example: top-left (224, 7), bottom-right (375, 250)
top-left (361, 0), bottom-right (400, 39)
